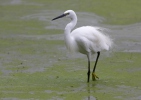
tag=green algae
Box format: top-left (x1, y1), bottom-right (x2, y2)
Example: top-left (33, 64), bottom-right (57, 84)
top-left (0, 0), bottom-right (141, 100)
top-left (0, 52), bottom-right (141, 100)
top-left (28, 0), bottom-right (141, 25)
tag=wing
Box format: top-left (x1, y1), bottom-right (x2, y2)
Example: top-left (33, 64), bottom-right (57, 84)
top-left (71, 26), bottom-right (113, 52)
top-left (71, 26), bottom-right (98, 43)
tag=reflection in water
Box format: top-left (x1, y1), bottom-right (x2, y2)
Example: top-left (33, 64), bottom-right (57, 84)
top-left (87, 84), bottom-right (90, 100)
top-left (87, 84), bottom-right (96, 100)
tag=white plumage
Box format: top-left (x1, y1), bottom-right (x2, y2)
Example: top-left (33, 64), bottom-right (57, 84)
top-left (52, 10), bottom-right (113, 82)
top-left (65, 26), bottom-right (112, 53)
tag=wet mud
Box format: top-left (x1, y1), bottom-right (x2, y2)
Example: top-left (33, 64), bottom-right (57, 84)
top-left (0, 0), bottom-right (141, 100)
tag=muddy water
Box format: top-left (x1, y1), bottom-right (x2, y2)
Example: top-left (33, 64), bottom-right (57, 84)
top-left (22, 9), bottom-right (141, 52)
top-left (0, 0), bottom-right (141, 100)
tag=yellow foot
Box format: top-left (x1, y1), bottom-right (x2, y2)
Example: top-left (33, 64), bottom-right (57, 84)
top-left (92, 72), bottom-right (99, 81)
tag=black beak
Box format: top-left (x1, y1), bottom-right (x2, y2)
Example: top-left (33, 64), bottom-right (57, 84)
top-left (52, 13), bottom-right (69, 21)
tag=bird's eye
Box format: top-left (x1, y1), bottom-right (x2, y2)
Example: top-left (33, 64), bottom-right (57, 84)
top-left (66, 13), bottom-right (69, 15)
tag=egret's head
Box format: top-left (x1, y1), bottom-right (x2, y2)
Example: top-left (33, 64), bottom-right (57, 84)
top-left (52, 10), bottom-right (76, 21)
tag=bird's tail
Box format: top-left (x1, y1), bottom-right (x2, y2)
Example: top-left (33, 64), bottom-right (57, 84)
top-left (96, 27), bottom-right (113, 51)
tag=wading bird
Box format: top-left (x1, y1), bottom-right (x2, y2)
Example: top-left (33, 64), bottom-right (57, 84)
top-left (52, 10), bottom-right (113, 82)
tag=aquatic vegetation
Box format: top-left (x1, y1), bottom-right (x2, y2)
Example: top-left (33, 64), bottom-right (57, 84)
top-left (0, 0), bottom-right (141, 100)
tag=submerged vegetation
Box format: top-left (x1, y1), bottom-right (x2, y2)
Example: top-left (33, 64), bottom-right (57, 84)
top-left (0, 0), bottom-right (141, 100)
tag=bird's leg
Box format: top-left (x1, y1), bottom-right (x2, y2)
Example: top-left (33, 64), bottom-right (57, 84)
top-left (87, 59), bottom-right (90, 83)
top-left (87, 54), bottom-right (91, 83)
top-left (92, 52), bottom-right (100, 81)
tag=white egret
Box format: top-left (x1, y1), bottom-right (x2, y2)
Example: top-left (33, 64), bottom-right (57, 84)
top-left (52, 10), bottom-right (113, 82)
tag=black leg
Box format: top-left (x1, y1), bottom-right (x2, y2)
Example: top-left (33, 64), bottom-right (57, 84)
top-left (87, 59), bottom-right (90, 82)
top-left (87, 54), bottom-right (91, 82)
top-left (93, 52), bottom-right (100, 73)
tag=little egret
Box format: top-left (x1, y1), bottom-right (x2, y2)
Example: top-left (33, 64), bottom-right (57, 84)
top-left (52, 10), bottom-right (113, 82)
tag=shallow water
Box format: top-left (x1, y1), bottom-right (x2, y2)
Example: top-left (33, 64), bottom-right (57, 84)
top-left (0, 0), bottom-right (141, 100)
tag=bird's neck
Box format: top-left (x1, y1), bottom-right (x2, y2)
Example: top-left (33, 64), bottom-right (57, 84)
top-left (64, 17), bottom-right (77, 35)
top-left (64, 18), bottom-right (77, 52)
top-left (64, 14), bottom-right (77, 52)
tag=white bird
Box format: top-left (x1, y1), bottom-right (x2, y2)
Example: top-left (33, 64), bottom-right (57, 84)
top-left (52, 10), bottom-right (113, 82)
